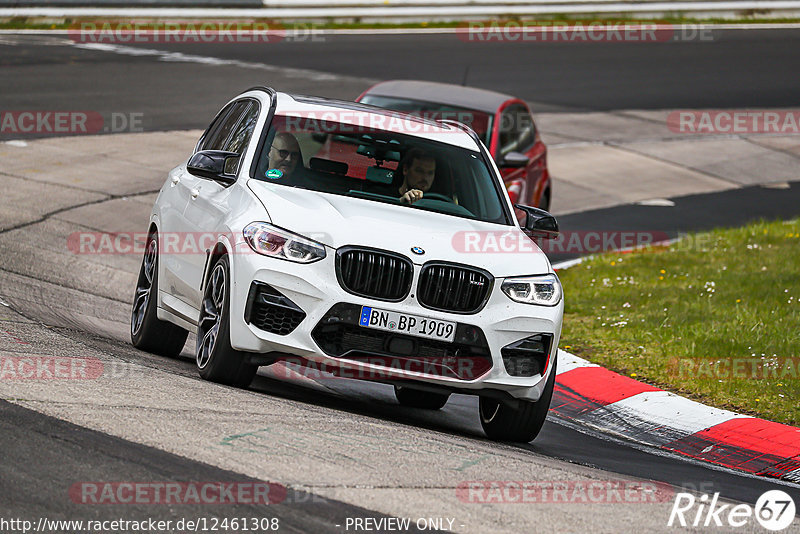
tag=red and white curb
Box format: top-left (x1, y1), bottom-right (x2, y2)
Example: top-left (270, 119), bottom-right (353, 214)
top-left (554, 350), bottom-right (800, 483)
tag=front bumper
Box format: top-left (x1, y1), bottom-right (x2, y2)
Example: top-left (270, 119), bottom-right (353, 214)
top-left (227, 249), bottom-right (563, 401)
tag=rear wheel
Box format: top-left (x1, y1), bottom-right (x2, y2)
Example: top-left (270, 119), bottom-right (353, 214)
top-left (196, 255), bottom-right (257, 388)
top-left (130, 233), bottom-right (188, 357)
top-left (479, 357), bottom-right (557, 442)
top-left (394, 385), bottom-right (450, 410)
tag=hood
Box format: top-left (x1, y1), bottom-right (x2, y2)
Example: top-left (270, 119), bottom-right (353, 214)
top-left (247, 181), bottom-right (552, 278)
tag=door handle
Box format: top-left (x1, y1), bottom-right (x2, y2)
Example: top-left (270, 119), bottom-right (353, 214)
top-left (171, 176), bottom-right (180, 185)
top-left (190, 188), bottom-right (200, 199)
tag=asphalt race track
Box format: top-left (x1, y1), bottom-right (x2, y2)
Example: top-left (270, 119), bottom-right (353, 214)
top-left (550, 182), bottom-right (800, 263)
top-left (2, 28), bottom-right (800, 134)
top-left (0, 400), bottom-right (424, 534)
top-left (1, 27), bottom-right (799, 533)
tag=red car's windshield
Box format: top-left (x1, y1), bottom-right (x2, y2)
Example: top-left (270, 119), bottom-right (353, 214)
top-left (358, 95), bottom-right (493, 146)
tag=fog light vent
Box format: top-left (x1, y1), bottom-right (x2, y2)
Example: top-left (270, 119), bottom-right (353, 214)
top-left (245, 282), bottom-right (306, 335)
top-left (501, 334), bottom-right (553, 377)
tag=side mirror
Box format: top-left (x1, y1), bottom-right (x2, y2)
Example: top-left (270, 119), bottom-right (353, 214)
top-left (515, 204), bottom-right (558, 239)
top-left (187, 150), bottom-right (239, 185)
top-left (499, 151), bottom-right (528, 168)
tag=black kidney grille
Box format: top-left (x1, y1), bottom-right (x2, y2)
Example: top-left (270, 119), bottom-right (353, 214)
top-left (338, 249), bottom-right (413, 301)
top-left (418, 264), bottom-right (492, 313)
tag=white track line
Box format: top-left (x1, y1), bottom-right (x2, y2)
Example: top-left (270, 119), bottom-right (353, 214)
top-left (556, 349), bottom-right (599, 374)
top-left (601, 390), bottom-right (747, 434)
top-left (70, 42), bottom-right (374, 84)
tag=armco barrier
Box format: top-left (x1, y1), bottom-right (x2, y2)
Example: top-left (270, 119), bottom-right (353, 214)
top-left (3, 0), bottom-right (800, 19)
top-left (0, 0), bottom-right (262, 7)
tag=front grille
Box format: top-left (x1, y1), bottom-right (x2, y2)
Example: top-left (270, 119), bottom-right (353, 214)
top-left (311, 303), bottom-right (493, 380)
top-left (245, 282), bottom-right (306, 335)
top-left (336, 247), bottom-right (413, 302)
top-left (417, 263), bottom-right (492, 314)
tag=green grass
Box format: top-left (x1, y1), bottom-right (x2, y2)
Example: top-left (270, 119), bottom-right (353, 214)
top-left (3, 17), bottom-right (800, 31)
top-left (558, 218), bottom-right (800, 426)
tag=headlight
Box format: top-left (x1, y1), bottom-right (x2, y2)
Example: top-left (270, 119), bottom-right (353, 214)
top-left (243, 222), bottom-right (326, 264)
top-left (501, 274), bottom-right (562, 306)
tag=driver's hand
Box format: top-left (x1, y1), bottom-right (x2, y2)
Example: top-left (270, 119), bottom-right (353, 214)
top-left (400, 189), bottom-right (424, 204)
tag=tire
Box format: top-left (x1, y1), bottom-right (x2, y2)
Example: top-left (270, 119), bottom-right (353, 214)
top-left (394, 385), bottom-right (450, 410)
top-left (130, 233), bottom-right (189, 357)
top-left (479, 357), bottom-right (557, 442)
top-left (539, 188), bottom-right (551, 212)
top-left (196, 255), bottom-right (257, 388)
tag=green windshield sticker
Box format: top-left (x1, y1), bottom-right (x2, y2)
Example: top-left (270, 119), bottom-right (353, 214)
top-left (266, 169), bottom-right (283, 180)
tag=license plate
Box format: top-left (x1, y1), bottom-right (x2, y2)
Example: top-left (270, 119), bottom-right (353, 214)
top-left (358, 306), bottom-right (456, 342)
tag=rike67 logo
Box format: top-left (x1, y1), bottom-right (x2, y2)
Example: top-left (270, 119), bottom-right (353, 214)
top-left (668, 490), bottom-right (796, 531)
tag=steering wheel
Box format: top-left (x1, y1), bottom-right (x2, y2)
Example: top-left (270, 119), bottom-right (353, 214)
top-left (421, 192), bottom-right (454, 203)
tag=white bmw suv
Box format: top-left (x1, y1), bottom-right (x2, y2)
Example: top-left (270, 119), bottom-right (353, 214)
top-left (131, 87), bottom-right (564, 442)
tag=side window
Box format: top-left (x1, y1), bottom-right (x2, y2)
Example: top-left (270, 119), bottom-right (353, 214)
top-left (498, 104), bottom-right (535, 156)
top-left (198, 102), bottom-right (234, 152)
top-left (225, 102), bottom-right (259, 156)
top-left (203, 101), bottom-right (248, 151)
top-left (498, 107), bottom-right (518, 156)
top-left (222, 102), bottom-right (260, 174)
top-left (516, 107), bottom-right (536, 152)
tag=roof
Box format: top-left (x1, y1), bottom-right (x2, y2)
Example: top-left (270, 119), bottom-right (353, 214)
top-left (362, 80), bottom-right (516, 114)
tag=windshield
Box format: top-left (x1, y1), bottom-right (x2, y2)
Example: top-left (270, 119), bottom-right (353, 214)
top-left (358, 95), bottom-right (493, 146)
top-left (254, 114), bottom-right (511, 225)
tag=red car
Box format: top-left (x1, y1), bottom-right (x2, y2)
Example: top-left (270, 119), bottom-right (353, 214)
top-left (357, 80), bottom-right (551, 211)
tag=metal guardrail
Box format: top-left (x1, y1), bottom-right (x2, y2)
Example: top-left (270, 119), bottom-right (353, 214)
top-left (2, 0), bottom-right (800, 18)
top-left (0, 0), bottom-right (262, 6)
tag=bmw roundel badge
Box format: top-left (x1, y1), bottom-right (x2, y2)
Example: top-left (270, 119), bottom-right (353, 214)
top-left (411, 246), bottom-right (425, 255)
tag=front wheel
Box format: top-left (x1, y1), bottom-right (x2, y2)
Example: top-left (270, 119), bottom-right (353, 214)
top-left (130, 233), bottom-right (188, 357)
top-left (394, 385), bottom-right (450, 410)
top-left (479, 357), bottom-right (557, 442)
top-left (538, 188), bottom-right (551, 212)
top-left (196, 255), bottom-right (257, 388)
